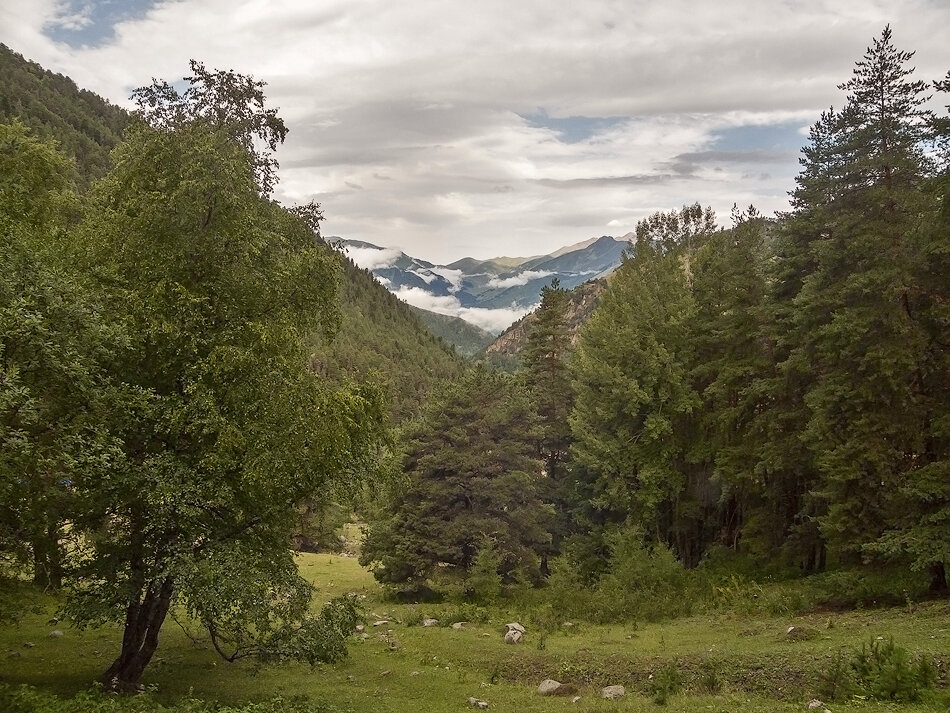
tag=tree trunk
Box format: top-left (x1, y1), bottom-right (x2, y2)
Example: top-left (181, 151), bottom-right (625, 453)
top-left (101, 577), bottom-right (174, 692)
top-left (928, 562), bottom-right (948, 593)
top-left (31, 523), bottom-right (63, 590)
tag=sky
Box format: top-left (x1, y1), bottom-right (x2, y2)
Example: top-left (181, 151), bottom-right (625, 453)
top-left (3, 0), bottom-right (950, 264)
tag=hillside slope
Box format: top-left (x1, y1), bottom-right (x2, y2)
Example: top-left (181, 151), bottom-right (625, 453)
top-left (481, 278), bottom-right (608, 368)
top-left (0, 44), bottom-right (129, 183)
top-left (2, 46), bottom-right (463, 422)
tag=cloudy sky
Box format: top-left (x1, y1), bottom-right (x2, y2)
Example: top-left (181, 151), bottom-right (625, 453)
top-left (4, 0), bottom-right (949, 263)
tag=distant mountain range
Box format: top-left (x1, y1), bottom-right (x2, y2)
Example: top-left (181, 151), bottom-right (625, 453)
top-left (339, 233), bottom-right (633, 335)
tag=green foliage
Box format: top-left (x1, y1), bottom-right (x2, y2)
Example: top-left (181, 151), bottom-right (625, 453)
top-left (649, 659), bottom-right (683, 705)
top-left (819, 638), bottom-right (937, 702)
top-left (360, 367), bottom-right (552, 593)
top-left (592, 526), bottom-right (691, 622)
top-left (0, 684), bottom-right (351, 713)
top-left (465, 540), bottom-right (503, 605)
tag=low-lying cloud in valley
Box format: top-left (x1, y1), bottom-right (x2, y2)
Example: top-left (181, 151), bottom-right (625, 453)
top-left (393, 287), bottom-right (531, 334)
top-left (487, 270), bottom-right (554, 289)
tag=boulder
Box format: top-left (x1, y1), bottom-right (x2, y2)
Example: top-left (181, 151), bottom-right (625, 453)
top-left (467, 697), bottom-right (489, 709)
top-left (538, 679), bottom-right (562, 695)
top-left (504, 629), bottom-right (524, 644)
top-left (806, 700), bottom-right (824, 711)
top-left (422, 618), bottom-right (439, 627)
top-left (452, 621), bottom-right (468, 630)
top-left (48, 630), bottom-right (64, 638)
top-left (600, 685), bottom-right (625, 700)
top-left (504, 622), bottom-right (526, 634)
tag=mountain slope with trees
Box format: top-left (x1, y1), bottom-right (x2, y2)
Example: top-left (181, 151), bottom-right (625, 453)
top-left (0, 44), bottom-right (128, 183)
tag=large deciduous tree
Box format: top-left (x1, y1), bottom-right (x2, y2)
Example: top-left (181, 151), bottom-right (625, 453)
top-left (59, 66), bottom-right (384, 690)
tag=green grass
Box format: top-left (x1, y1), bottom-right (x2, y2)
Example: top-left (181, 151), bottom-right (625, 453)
top-left (2, 554), bottom-right (949, 712)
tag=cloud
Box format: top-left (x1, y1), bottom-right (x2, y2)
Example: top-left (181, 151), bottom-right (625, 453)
top-left (344, 245), bottom-right (403, 271)
top-left (487, 270), bottom-right (554, 289)
top-left (4, 1), bottom-right (949, 263)
top-left (429, 266), bottom-right (465, 292)
top-left (392, 287), bottom-right (531, 334)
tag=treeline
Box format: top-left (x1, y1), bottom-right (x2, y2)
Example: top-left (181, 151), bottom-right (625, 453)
top-left (361, 28), bottom-right (950, 603)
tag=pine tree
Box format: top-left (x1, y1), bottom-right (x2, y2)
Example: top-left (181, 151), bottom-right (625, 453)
top-left (789, 27), bottom-right (936, 564)
top-left (360, 368), bottom-right (552, 590)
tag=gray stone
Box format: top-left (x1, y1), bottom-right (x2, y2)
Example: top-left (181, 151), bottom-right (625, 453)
top-left (372, 620), bottom-right (389, 627)
top-left (355, 625), bottom-right (365, 633)
top-left (48, 630), bottom-right (63, 638)
top-left (807, 700), bottom-right (824, 710)
top-left (504, 629), bottom-right (524, 644)
top-left (538, 679), bottom-right (562, 695)
top-left (504, 622), bottom-right (526, 634)
top-left (22, 642), bottom-right (34, 648)
top-left (467, 697), bottom-right (488, 709)
top-left (452, 621), bottom-right (467, 630)
top-left (571, 696), bottom-right (581, 704)
top-left (422, 618), bottom-right (439, 627)
top-left (600, 685), bottom-right (625, 700)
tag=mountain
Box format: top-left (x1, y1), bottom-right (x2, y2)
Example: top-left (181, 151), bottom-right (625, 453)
top-left (340, 234), bottom-right (632, 334)
top-left (0, 43), bottom-right (129, 184)
top-left (481, 278), bottom-right (609, 369)
top-left (2, 46), bottom-right (464, 422)
top-left (409, 306), bottom-right (495, 357)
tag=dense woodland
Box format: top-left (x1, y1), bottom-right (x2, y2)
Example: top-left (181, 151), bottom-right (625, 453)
top-left (1, 26), bottom-right (949, 701)
top-left (361, 27), bottom-right (950, 603)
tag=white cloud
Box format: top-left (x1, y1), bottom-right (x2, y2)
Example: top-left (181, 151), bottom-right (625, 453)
top-left (344, 245), bottom-right (403, 271)
top-left (392, 287), bottom-right (531, 334)
top-left (429, 266), bottom-right (465, 292)
top-left (4, 1), bottom-right (950, 263)
top-left (487, 270), bottom-right (554, 289)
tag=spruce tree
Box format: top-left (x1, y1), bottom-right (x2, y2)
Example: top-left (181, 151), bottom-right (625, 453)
top-left (790, 27), bottom-right (936, 564)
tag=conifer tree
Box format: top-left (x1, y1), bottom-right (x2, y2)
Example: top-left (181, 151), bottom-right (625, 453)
top-left (788, 27), bottom-right (937, 565)
top-left (360, 368), bottom-right (551, 590)
top-left (569, 205), bottom-right (713, 567)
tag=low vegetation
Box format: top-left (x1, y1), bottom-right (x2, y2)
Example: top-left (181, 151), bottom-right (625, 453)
top-left (2, 554), bottom-right (949, 712)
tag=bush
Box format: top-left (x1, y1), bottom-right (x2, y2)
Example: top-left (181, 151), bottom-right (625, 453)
top-left (591, 527), bottom-right (691, 622)
top-left (818, 638), bottom-right (936, 703)
top-left (465, 540), bottom-right (503, 605)
top-left (649, 660), bottom-right (683, 705)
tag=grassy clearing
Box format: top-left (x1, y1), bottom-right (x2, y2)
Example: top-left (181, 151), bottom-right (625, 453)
top-left (2, 553), bottom-right (949, 712)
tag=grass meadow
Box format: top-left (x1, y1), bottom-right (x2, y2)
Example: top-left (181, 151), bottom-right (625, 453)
top-left (2, 553), bottom-right (949, 712)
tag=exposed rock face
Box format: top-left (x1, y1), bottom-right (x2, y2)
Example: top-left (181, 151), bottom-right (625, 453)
top-left (482, 278), bottom-right (607, 359)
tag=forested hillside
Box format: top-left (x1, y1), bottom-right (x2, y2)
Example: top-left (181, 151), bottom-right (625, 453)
top-left (310, 257), bottom-right (465, 420)
top-left (0, 44), bottom-right (128, 182)
top-left (363, 28), bottom-right (950, 604)
top-left (0, 44), bottom-right (463, 424)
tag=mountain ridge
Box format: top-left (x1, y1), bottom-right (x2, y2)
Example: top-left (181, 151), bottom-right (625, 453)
top-left (340, 233), bottom-right (632, 335)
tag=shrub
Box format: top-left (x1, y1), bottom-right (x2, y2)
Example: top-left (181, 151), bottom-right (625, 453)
top-left (465, 540), bottom-right (503, 605)
top-left (649, 660), bottom-right (683, 705)
top-left (592, 527), bottom-right (691, 622)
